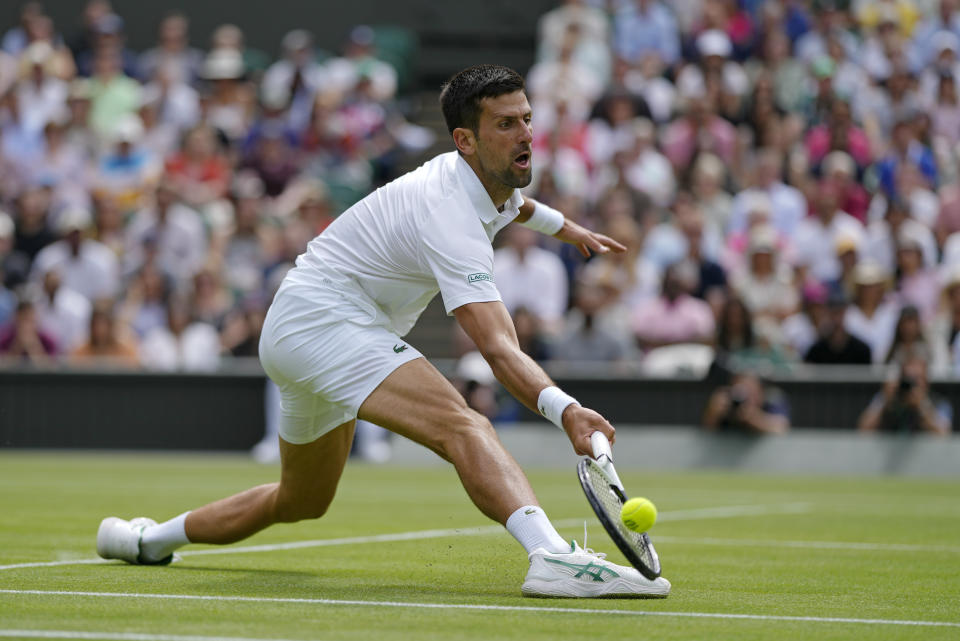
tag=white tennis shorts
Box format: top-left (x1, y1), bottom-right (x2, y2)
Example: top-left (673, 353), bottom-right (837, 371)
top-left (258, 281), bottom-right (423, 444)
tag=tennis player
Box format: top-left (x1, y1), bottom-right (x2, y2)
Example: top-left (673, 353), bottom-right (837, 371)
top-left (97, 65), bottom-right (671, 598)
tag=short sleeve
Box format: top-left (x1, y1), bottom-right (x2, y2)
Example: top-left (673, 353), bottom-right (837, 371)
top-left (420, 210), bottom-right (502, 314)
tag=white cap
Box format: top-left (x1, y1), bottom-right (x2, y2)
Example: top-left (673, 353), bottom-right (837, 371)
top-left (697, 29), bottom-right (733, 58)
top-left (56, 208), bottom-right (93, 234)
top-left (111, 114), bottom-right (144, 144)
top-left (933, 30), bottom-right (960, 55)
top-left (203, 48), bottom-right (244, 80)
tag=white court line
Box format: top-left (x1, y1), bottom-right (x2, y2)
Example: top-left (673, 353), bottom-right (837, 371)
top-left (1, 589), bottom-right (958, 629)
top-left (653, 535), bottom-right (960, 553)
top-left (0, 503), bottom-right (810, 571)
top-left (0, 631), bottom-right (302, 641)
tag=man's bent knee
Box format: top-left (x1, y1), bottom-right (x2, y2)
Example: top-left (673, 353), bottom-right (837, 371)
top-left (435, 409), bottom-right (500, 460)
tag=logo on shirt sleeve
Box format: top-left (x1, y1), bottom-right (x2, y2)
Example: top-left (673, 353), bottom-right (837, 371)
top-left (467, 272), bottom-right (494, 284)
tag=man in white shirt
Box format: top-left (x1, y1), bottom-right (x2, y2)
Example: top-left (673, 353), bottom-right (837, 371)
top-left (30, 208), bottom-right (120, 302)
top-left (96, 65), bottom-right (670, 598)
top-left (792, 184), bottom-right (865, 283)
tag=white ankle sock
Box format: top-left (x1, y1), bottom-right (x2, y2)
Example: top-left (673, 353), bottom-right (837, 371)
top-left (139, 512), bottom-right (191, 562)
top-left (505, 505), bottom-right (570, 555)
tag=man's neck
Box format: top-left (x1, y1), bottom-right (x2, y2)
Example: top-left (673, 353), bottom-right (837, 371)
top-left (463, 155), bottom-right (512, 209)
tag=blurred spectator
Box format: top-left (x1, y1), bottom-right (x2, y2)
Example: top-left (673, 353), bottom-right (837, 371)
top-left (845, 260), bottom-right (900, 362)
top-left (875, 114), bottom-right (937, 198)
top-left (324, 25), bottom-right (398, 103)
top-left (661, 90), bottom-right (738, 171)
top-left (863, 195), bottom-right (937, 271)
top-left (554, 267), bottom-right (631, 362)
top-left (513, 306), bottom-right (551, 361)
top-left (632, 260), bottom-right (715, 351)
top-left (451, 350), bottom-right (499, 421)
top-left (190, 267), bottom-right (234, 330)
top-left (0, 296), bottom-right (57, 363)
top-left (87, 44), bottom-right (141, 141)
top-left (30, 207), bottom-right (120, 302)
top-left (731, 225), bottom-right (798, 320)
top-left (11, 185), bottom-right (56, 264)
top-left (35, 268), bottom-right (91, 352)
top-left (805, 289), bottom-right (873, 364)
top-left (885, 304), bottom-right (933, 365)
top-left (123, 180), bottom-right (206, 285)
top-left (894, 228), bottom-right (940, 320)
top-left (200, 48), bottom-right (255, 142)
top-left (703, 370), bottom-right (791, 434)
top-left (793, 181), bottom-right (864, 283)
top-left (782, 280), bottom-right (830, 359)
top-left (220, 296), bottom-right (266, 357)
top-left (137, 12), bottom-right (203, 85)
top-left (70, 299), bottom-right (138, 367)
top-left (858, 353), bottom-right (951, 435)
top-left (120, 262), bottom-right (170, 338)
top-left (164, 124), bottom-right (231, 208)
top-left (92, 113), bottom-right (161, 211)
top-left (261, 30), bottom-right (325, 134)
top-left (728, 148), bottom-right (807, 236)
top-left (613, 0), bottom-right (681, 67)
top-left (139, 295), bottom-right (220, 371)
top-left (493, 224), bottom-right (568, 334)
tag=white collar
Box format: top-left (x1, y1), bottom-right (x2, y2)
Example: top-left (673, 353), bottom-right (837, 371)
top-left (454, 153), bottom-right (523, 225)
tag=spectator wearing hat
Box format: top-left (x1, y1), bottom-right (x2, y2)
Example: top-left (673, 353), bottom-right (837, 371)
top-left (15, 41), bottom-right (68, 136)
top-left (675, 29), bottom-right (750, 120)
top-left (613, 0), bottom-right (681, 67)
top-left (200, 48), bottom-right (255, 143)
top-left (30, 207), bottom-right (119, 302)
top-left (35, 108), bottom-right (90, 212)
top-left (691, 153), bottom-right (733, 233)
top-left (728, 148), bottom-right (807, 236)
top-left (804, 288), bottom-right (873, 364)
top-left (731, 224), bottom-right (798, 321)
top-left (793, 181), bottom-right (865, 283)
top-left (823, 150), bottom-right (870, 222)
top-left (92, 113), bottom-right (160, 211)
top-left (844, 260), bottom-right (900, 363)
top-left (210, 24), bottom-right (271, 78)
top-left (831, 232), bottom-right (861, 299)
top-left (894, 228), bottom-right (940, 321)
top-left (910, 0), bottom-right (960, 68)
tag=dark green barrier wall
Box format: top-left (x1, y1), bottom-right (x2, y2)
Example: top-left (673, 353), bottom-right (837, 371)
top-left (1, 367), bottom-right (956, 449)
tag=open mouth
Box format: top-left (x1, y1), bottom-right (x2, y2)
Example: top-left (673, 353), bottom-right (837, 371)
top-left (513, 151), bottom-right (531, 169)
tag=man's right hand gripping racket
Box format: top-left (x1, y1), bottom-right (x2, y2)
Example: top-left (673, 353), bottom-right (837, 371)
top-left (577, 431), bottom-right (661, 580)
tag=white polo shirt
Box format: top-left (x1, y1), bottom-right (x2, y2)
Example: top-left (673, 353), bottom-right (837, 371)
top-left (283, 151), bottom-right (523, 337)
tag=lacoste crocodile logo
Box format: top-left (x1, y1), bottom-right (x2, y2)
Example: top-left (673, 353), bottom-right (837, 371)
top-left (393, 344), bottom-right (408, 353)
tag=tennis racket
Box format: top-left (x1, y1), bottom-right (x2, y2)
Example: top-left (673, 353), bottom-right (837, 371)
top-left (577, 431), bottom-right (661, 580)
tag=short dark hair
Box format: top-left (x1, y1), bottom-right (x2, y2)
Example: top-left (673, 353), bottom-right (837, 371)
top-left (439, 65), bottom-right (525, 135)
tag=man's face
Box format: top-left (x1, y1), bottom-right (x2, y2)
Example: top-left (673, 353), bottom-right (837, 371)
top-left (471, 90), bottom-right (534, 191)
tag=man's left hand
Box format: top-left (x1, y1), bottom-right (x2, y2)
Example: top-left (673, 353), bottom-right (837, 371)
top-left (554, 219), bottom-right (627, 258)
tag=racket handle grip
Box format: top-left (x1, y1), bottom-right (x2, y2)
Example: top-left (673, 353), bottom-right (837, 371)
top-left (590, 431), bottom-right (613, 462)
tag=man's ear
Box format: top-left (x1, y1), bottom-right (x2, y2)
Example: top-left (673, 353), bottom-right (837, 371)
top-left (452, 127), bottom-right (477, 156)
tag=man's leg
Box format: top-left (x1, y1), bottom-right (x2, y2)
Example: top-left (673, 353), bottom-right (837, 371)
top-left (104, 421), bottom-right (355, 564)
top-left (358, 357), bottom-right (568, 553)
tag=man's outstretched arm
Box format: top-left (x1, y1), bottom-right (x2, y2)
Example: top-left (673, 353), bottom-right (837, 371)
top-left (516, 197), bottom-right (627, 258)
top-left (453, 300), bottom-right (615, 455)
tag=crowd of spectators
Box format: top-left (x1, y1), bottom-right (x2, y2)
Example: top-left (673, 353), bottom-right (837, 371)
top-left (1, 1), bottom-right (958, 433)
top-left (485, 0), bottom-right (960, 421)
top-left (0, 1), bottom-right (432, 370)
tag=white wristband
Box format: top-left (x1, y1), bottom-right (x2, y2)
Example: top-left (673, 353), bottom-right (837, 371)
top-left (537, 386), bottom-right (580, 430)
top-left (522, 201), bottom-right (565, 236)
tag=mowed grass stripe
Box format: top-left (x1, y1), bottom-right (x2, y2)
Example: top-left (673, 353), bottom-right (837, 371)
top-left (0, 503), bottom-right (812, 571)
top-left (2, 589), bottom-right (959, 629)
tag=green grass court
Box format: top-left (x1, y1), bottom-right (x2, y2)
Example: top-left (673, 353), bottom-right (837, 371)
top-left (1, 451), bottom-right (958, 641)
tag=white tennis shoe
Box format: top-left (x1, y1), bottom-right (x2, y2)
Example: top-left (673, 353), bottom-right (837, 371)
top-left (96, 517), bottom-right (173, 565)
top-left (522, 541), bottom-right (671, 598)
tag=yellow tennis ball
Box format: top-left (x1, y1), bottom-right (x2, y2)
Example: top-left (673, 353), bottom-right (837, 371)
top-left (620, 497), bottom-right (657, 532)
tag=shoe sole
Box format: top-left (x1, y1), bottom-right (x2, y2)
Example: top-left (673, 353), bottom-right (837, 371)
top-left (521, 578), bottom-right (670, 599)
